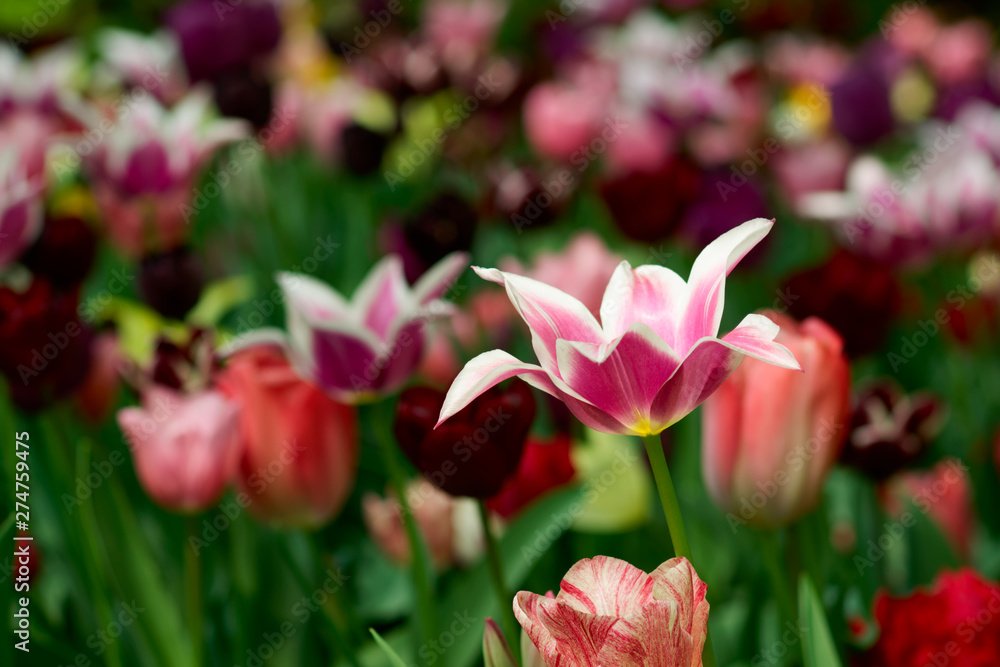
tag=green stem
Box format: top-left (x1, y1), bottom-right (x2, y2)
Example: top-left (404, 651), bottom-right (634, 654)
top-left (757, 530), bottom-right (798, 629)
top-left (641, 434), bottom-right (717, 667)
top-left (478, 500), bottom-right (520, 666)
top-left (185, 518), bottom-right (202, 667)
top-left (279, 541), bottom-right (362, 667)
top-left (373, 417), bottom-right (439, 665)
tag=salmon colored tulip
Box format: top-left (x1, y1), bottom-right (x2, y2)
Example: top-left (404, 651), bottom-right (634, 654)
top-left (701, 311), bottom-right (850, 529)
top-left (117, 386), bottom-right (241, 513)
top-left (439, 219), bottom-right (800, 436)
top-left (514, 556), bottom-right (710, 667)
top-left (216, 345), bottom-right (358, 529)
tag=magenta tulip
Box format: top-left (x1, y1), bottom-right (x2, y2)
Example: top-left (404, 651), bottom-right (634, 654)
top-left (272, 252), bottom-right (468, 403)
top-left (117, 386), bottom-right (242, 513)
top-left (701, 312), bottom-right (850, 528)
top-left (514, 556), bottom-right (710, 667)
top-left (437, 218), bottom-right (800, 436)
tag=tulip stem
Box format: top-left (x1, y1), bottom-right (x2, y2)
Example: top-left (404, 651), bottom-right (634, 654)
top-left (757, 530), bottom-right (798, 630)
top-left (185, 517), bottom-right (202, 667)
top-left (641, 434), bottom-right (718, 667)
top-left (374, 414), bottom-right (440, 665)
top-left (478, 499), bottom-right (521, 665)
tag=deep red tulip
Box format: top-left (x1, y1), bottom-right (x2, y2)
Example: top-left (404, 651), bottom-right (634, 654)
top-left (487, 434), bottom-right (575, 519)
top-left (862, 569), bottom-right (1000, 667)
top-left (394, 380), bottom-right (536, 498)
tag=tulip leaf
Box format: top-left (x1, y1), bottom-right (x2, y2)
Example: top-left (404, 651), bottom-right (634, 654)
top-left (370, 628), bottom-right (409, 667)
top-left (798, 574), bottom-right (843, 667)
top-left (186, 274), bottom-right (255, 327)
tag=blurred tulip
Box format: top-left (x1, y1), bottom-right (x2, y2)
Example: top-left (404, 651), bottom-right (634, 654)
top-left (212, 65), bottom-right (274, 130)
top-left (340, 122), bottom-right (390, 176)
top-left (403, 192), bottom-right (477, 282)
top-left (21, 215), bottom-right (98, 289)
top-left (439, 219), bottom-right (800, 437)
top-left (885, 458), bottom-right (973, 559)
top-left (570, 428), bottom-right (652, 534)
top-left (861, 569), bottom-right (1000, 667)
top-left (84, 90), bottom-right (248, 256)
top-left (272, 251), bottom-right (467, 403)
top-left (783, 250), bottom-right (902, 358)
top-left (423, 0), bottom-right (506, 76)
top-left (97, 28), bottom-right (189, 104)
top-left (117, 386), bottom-right (241, 513)
top-left (515, 556), bottom-right (709, 666)
top-left (138, 246), bottom-right (206, 321)
top-left (0, 279), bottom-right (93, 411)
top-left (523, 81), bottom-right (608, 162)
top-left (498, 232), bottom-right (623, 317)
top-left (830, 61), bottom-right (895, 145)
top-left (217, 345), bottom-right (359, 528)
top-left (599, 155), bottom-right (702, 243)
top-left (0, 144), bottom-right (45, 270)
top-left (702, 311), bottom-right (849, 529)
top-left (682, 168), bottom-right (770, 265)
top-left (362, 478), bottom-right (486, 570)
top-left (166, 0), bottom-right (281, 83)
top-left (74, 331), bottom-right (123, 424)
top-left (395, 381), bottom-right (536, 498)
top-left (841, 381), bottom-right (944, 481)
top-left (488, 434), bottom-right (575, 519)
top-left (772, 137), bottom-right (851, 209)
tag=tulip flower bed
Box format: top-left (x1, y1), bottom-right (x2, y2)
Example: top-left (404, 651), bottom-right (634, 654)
top-left (4, 0), bottom-right (1000, 666)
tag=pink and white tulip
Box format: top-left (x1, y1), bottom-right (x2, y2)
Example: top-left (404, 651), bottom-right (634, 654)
top-left (438, 218), bottom-right (800, 436)
top-left (514, 556), bottom-right (709, 667)
top-left (274, 252), bottom-right (468, 403)
top-left (0, 144), bottom-right (45, 269)
top-left (83, 89), bottom-right (247, 255)
top-left (117, 386), bottom-right (242, 513)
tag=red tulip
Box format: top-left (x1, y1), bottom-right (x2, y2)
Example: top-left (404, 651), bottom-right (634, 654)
top-left (862, 569), bottom-right (1000, 667)
top-left (702, 311), bottom-right (850, 528)
top-left (487, 434), bottom-right (575, 519)
top-left (885, 458), bottom-right (974, 560)
top-left (216, 345), bottom-right (359, 528)
top-left (117, 386), bottom-right (241, 513)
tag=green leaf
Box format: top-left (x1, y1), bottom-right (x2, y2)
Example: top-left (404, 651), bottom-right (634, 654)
top-left (187, 274), bottom-right (255, 327)
top-left (370, 628), bottom-right (409, 667)
top-left (798, 575), bottom-right (843, 667)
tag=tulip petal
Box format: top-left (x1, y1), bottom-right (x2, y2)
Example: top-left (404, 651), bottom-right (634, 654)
top-left (513, 592), bottom-right (613, 667)
top-left (555, 324), bottom-right (681, 435)
top-left (679, 218), bottom-right (773, 351)
top-left (352, 255), bottom-right (408, 340)
top-left (600, 262), bottom-right (688, 345)
top-left (312, 327), bottom-right (381, 397)
top-left (277, 272), bottom-right (351, 371)
top-left (436, 350), bottom-right (560, 426)
top-left (721, 313), bottom-right (802, 371)
top-left (413, 251), bottom-right (470, 304)
top-left (474, 266), bottom-right (604, 375)
top-left (483, 619), bottom-right (518, 667)
top-left (558, 556), bottom-right (654, 617)
top-left (650, 558), bottom-right (710, 659)
top-left (624, 600), bottom-right (695, 667)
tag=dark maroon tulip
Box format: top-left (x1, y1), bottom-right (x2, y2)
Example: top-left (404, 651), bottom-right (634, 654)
top-left (138, 247), bottom-right (206, 321)
top-left (402, 192), bottom-right (477, 282)
top-left (682, 168), bottom-right (770, 265)
top-left (166, 0), bottom-right (281, 83)
top-left (841, 381), bottom-right (944, 481)
top-left (934, 76), bottom-right (1000, 121)
top-left (599, 156), bottom-right (702, 243)
top-left (783, 250), bottom-right (902, 358)
top-left (340, 123), bottom-right (390, 176)
top-left (394, 381), bottom-right (536, 498)
top-left (0, 279), bottom-right (92, 411)
top-left (21, 215), bottom-right (98, 289)
top-left (830, 64), bottom-right (895, 145)
top-left (212, 66), bottom-right (274, 130)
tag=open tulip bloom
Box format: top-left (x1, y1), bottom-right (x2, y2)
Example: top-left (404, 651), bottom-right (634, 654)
top-left (438, 218), bottom-right (801, 436)
top-left (268, 251), bottom-right (469, 403)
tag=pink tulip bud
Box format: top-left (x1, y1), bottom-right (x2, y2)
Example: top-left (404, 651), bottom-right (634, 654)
top-left (515, 556), bottom-right (709, 666)
top-left (216, 345), bottom-right (359, 529)
top-left (702, 311), bottom-right (850, 529)
top-left (117, 386), bottom-right (242, 513)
